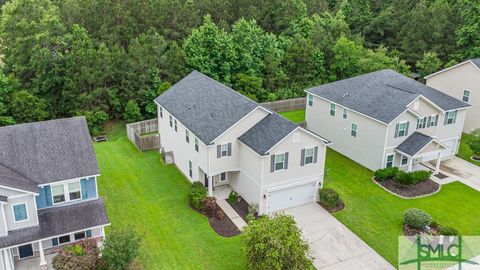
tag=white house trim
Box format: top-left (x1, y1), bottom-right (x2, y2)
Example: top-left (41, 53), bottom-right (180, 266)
top-left (264, 127), bottom-right (330, 155)
top-left (425, 60), bottom-right (480, 79)
top-left (0, 185), bottom-right (38, 196)
top-left (263, 176), bottom-right (320, 191)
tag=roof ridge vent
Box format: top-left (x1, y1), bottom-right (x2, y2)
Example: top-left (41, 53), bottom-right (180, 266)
top-left (385, 84), bottom-right (416, 94)
top-left (342, 92), bottom-right (349, 98)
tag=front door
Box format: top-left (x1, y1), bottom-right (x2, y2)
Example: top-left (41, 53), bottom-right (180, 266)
top-left (204, 174), bottom-right (209, 188)
top-left (18, 244), bottom-right (34, 259)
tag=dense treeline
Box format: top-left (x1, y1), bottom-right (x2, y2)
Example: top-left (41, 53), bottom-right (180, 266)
top-left (0, 0), bottom-right (478, 133)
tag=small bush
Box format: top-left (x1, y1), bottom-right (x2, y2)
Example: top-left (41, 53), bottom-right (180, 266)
top-left (319, 188), bottom-right (342, 209)
top-left (374, 167), bottom-right (399, 181)
top-left (395, 170), bottom-right (415, 185)
top-left (188, 182), bottom-right (207, 210)
top-left (123, 100), bottom-right (143, 123)
top-left (100, 226), bottom-right (141, 270)
top-left (410, 170), bottom-right (432, 183)
top-left (440, 226), bottom-right (459, 236)
top-left (404, 208), bottom-right (432, 229)
top-left (227, 191), bottom-right (239, 204)
top-left (52, 238), bottom-right (100, 270)
top-left (203, 197), bottom-right (217, 217)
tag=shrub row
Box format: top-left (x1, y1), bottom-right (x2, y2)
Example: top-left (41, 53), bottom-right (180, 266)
top-left (319, 188), bottom-right (342, 209)
top-left (188, 181), bottom-right (207, 210)
top-left (374, 168), bottom-right (432, 186)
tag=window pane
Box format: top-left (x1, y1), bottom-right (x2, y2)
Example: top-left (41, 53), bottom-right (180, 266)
top-left (52, 185), bottom-right (65, 203)
top-left (13, 204), bottom-right (27, 221)
top-left (59, 235), bottom-right (70, 244)
top-left (68, 182), bottom-right (81, 200)
top-left (275, 154), bottom-right (284, 163)
top-left (74, 232), bottom-right (86, 241)
top-left (275, 162), bottom-right (284, 170)
top-left (305, 148), bottom-right (314, 157)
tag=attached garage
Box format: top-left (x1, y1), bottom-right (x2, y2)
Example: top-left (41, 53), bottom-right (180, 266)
top-left (266, 181), bottom-right (317, 213)
top-left (440, 138), bottom-right (457, 158)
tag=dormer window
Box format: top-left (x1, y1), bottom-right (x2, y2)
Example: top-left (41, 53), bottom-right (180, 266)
top-left (52, 181), bottom-right (82, 204)
top-left (52, 184), bottom-right (66, 204)
top-left (13, 203), bottom-right (28, 222)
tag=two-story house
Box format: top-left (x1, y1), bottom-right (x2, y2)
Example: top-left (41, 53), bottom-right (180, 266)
top-left (305, 69), bottom-right (470, 174)
top-left (425, 58), bottom-right (480, 133)
top-left (0, 117), bottom-right (110, 270)
top-left (154, 71), bottom-right (331, 214)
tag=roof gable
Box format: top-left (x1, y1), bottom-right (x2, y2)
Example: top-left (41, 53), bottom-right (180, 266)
top-left (0, 117), bottom-right (100, 187)
top-left (425, 58), bottom-right (480, 79)
top-left (155, 71), bottom-right (259, 144)
top-left (306, 69), bottom-right (470, 124)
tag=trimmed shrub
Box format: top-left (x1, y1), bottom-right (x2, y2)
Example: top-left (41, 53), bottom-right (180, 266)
top-left (189, 182), bottom-right (207, 210)
top-left (227, 191), bottom-right (239, 204)
top-left (52, 238), bottom-right (100, 270)
top-left (395, 170), bottom-right (432, 186)
top-left (404, 208), bottom-right (432, 229)
top-left (319, 188), bottom-right (342, 209)
top-left (242, 214), bottom-right (312, 270)
top-left (100, 226), bottom-right (141, 270)
top-left (410, 170), bottom-right (432, 183)
top-left (374, 167), bottom-right (399, 181)
top-left (440, 226), bottom-right (459, 236)
top-left (395, 170), bottom-right (415, 185)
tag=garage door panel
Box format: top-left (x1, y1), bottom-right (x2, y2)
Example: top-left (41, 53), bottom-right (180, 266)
top-left (267, 182), bottom-right (316, 213)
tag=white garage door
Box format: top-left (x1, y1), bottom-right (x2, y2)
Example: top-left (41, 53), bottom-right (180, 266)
top-left (267, 182), bottom-right (316, 213)
top-left (441, 139), bottom-right (457, 158)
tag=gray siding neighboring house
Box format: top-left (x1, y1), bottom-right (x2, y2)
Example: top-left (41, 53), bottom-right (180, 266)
top-left (155, 71), bottom-right (331, 214)
top-left (0, 117), bottom-right (110, 270)
top-left (425, 58), bottom-right (480, 133)
top-left (305, 69), bottom-right (470, 173)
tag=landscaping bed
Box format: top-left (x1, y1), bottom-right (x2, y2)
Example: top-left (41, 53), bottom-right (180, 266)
top-left (208, 208), bottom-right (240, 237)
top-left (318, 188), bottom-right (344, 213)
top-left (375, 178), bottom-right (440, 198)
top-left (228, 197), bottom-right (250, 222)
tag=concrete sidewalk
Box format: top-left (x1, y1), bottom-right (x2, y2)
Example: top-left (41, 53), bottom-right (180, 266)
top-left (284, 203), bottom-right (395, 270)
top-left (217, 199), bottom-right (246, 230)
top-left (427, 157), bottom-right (480, 191)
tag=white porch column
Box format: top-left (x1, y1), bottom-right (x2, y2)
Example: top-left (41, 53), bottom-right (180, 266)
top-left (435, 151), bottom-right (442, 175)
top-left (2, 250), bottom-right (11, 270)
top-left (408, 157), bottom-right (414, 172)
top-left (0, 250), bottom-right (5, 270)
top-left (38, 241), bottom-right (47, 270)
top-left (207, 176), bottom-right (213, 197)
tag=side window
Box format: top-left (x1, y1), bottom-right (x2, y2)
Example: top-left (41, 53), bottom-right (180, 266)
top-left (274, 153), bottom-right (285, 171)
top-left (13, 203), bottom-right (28, 222)
top-left (159, 107), bottom-right (163, 118)
top-left (444, 111), bottom-right (457, 125)
top-left (395, 122), bottom-right (409, 138)
top-left (401, 156), bottom-right (408, 166)
top-left (68, 182), bottom-right (81, 201)
top-left (221, 144), bottom-right (228, 157)
top-left (304, 148), bottom-right (314, 165)
top-left (427, 115), bottom-right (438, 127)
top-left (174, 119), bottom-right (178, 132)
top-left (194, 138), bottom-right (199, 152)
top-left (330, 103), bottom-right (336, 116)
top-left (351, 123), bottom-right (358, 137)
top-left (188, 161), bottom-right (193, 177)
top-left (463, 90), bottom-right (470, 103)
top-left (386, 154), bottom-right (394, 168)
top-left (343, 108), bottom-right (348, 119)
top-left (169, 115), bottom-right (173, 127)
top-left (307, 94), bottom-right (313, 106)
top-left (185, 130), bottom-right (190, 143)
top-left (416, 117), bottom-right (426, 130)
top-left (52, 184), bottom-right (66, 204)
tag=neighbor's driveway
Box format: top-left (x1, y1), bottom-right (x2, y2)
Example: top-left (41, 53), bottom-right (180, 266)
top-left (284, 203), bottom-right (395, 270)
top-left (428, 157), bottom-right (480, 191)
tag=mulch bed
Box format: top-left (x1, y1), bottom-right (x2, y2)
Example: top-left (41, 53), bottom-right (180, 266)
top-left (403, 224), bottom-right (441, 237)
top-left (228, 198), bottom-right (250, 222)
top-left (318, 201), bottom-right (345, 213)
top-left (375, 178), bottom-right (440, 198)
top-left (189, 204), bottom-right (240, 237)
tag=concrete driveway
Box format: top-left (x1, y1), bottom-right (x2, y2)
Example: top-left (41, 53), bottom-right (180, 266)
top-left (284, 203), bottom-right (395, 270)
top-left (427, 157), bottom-right (480, 191)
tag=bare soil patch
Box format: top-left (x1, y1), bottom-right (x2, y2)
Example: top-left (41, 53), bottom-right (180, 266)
top-left (228, 198), bottom-right (249, 222)
top-left (318, 201), bottom-right (345, 213)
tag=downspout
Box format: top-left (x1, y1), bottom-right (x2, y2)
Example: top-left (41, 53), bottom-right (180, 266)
top-left (259, 154), bottom-right (265, 214)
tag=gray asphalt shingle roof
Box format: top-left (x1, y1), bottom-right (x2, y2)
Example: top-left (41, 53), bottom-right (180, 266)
top-left (305, 69), bottom-right (470, 124)
top-left (470, 58), bottom-right (480, 69)
top-left (396, 132), bottom-right (433, 156)
top-left (155, 71), bottom-right (259, 144)
top-left (238, 113), bottom-right (299, 155)
top-left (0, 198), bottom-right (109, 248)
top-left (0, 117), bottom-right (100, 191)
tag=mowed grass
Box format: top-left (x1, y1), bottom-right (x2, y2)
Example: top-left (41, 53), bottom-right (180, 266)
top-left (458, 133), bottom-right (480, 166)
top-left (279, 109), bottom-right (305, 123)
top-left (324, 148), bottom-right (480, 266)
top-left (94, 122), bottom-right (244, 270)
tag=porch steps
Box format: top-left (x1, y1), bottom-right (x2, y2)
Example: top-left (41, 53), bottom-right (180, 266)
top-left (217, 199), bottom-right (246, 230)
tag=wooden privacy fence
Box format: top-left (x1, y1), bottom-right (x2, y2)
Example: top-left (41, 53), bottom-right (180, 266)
top-left (261, 97), bottom-right (306, 112)
top-left (126, 118), bottom-right (160, 151)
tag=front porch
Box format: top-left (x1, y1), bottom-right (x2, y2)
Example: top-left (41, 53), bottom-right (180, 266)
top-left (14, 253), bottom-right (56, 270)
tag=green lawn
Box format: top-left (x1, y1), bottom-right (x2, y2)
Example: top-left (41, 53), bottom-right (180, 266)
top-left (94, 123), bottom-right (244, 270)
top-left (324, 148), bottom-right (480, 266)
top-left (279, 109), bottom-right (305, 123)
top-left (458, 133), bottom-right (480, 166)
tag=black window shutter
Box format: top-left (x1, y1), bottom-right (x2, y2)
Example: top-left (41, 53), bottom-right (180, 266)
top-left (453, 110), bottom-right (458, 124)
top-left (314, 146), bottom-right (319, 163)
top-left (300, 149), bottom-right (305, 166)
top-left (284, 152), bottom-right (289, 169)
top-left (394, 123), bottom-right (399, 138)
top-left (217, 145), bottom-right (221, 158)
top-left (270, 155), bottom-right (275, 172)
top-left (227, 143), bottom-right (232, 156)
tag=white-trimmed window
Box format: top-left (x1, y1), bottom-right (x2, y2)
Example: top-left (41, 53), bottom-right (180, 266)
top-left (304, 147), bottom-right (314, 165)
top-left (330, 103), bottom-right (336, 116)
top-left (220, 144), bottom-right (228, 157)
top-left (401, 156), bottom-right (408, 166)
top-left (194, 138), bottom-right (199, 152)
top-left (343, 108), bottom-right (348, 119)
top-left (58, 235), bottom-right (71, 244)
top-left (169, 115), bottom-right (173, 127)
top-left (445, 111), bottom-right (456, 125)
top-left (428, 115), bottom-right (438, 127)
top-left (188, 161), bottom-right (193, 177)
top-left (417, 117), bottom-right (426, 130)
top-left (12, 203), bottom-right (28, 222)
top-left (220, 172), bottom-right (227, 182)
top-left (397, 122), bottom-right (408, 137)
top-left (174, 119), bottom-right (178, 132)
top-left (274, 153), bottom-right (286, 171)
top-left (185, 130), bottom-right (190, 143)
top-left (74, 231), bottom-right (86, 241)
top-left (351, 123), bottom-right (358, 137)
top-left (159, 107), bottom-right (163, 118)
top-left (52, 181), bottom-right (82, 204)
top-left (463, 89), bottom-right (471, 103)
top-left (307, 94), bottom-right (313, 106)
top-left (386, 154), bottom-right (394, 168)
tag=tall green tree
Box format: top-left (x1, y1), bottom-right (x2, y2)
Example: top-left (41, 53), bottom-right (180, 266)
top-left (0, 73), bottom-right (15, 126)
top-left (455, 0), bottom-right (480, 59)
top-left (9, 91), bottom-right (49, 123)
top-left (416, 52), bottom-right (442, 80)
top-left (340, 0), bottom-right (373, 34)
